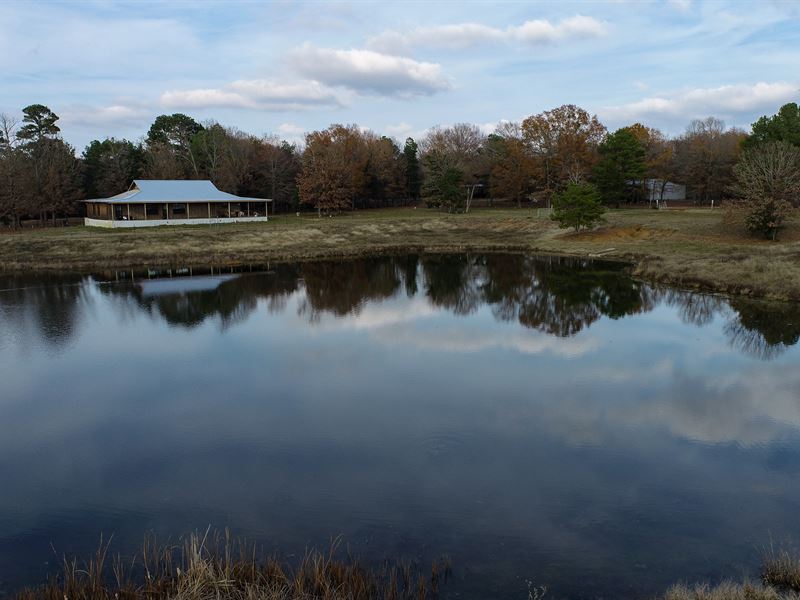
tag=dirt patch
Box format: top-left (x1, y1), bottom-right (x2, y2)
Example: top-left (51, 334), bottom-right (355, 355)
top-left (564, 225), bottom-right (655, 242)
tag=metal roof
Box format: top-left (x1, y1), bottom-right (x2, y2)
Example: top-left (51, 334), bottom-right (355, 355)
top-left (86, 180), bottom-right (271, 204)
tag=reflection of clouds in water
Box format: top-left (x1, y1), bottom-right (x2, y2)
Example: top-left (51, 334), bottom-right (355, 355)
top-left (541, 363), bottom-right (800, 447)
top-left (372, 323), bottom-right (598, 357)
top-left (296, 293), bottom-right (438, 332)
top-left (293, 293), bottom-right (599, 357)
top-left (279, 288), bottom-right (800, 447)
top-left (582, 358), bottom-right (676, 383)
top-left (3, 262), bottom-right (800, 599)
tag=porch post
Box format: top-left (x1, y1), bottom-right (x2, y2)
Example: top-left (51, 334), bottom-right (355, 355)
top-left (228, 202), bottom-right (231, 218)
top-left (144, 203), bottom-right (147, 221)
top-left (208, 202), bottom-right (211, 220)
top-left (266, 201), bottom-right (269, 221)
top-left (127, 203), bottom-right (131, 221)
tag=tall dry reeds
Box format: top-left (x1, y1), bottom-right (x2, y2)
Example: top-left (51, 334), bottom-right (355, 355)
top-left (14, 529), bottom-right (451, 600)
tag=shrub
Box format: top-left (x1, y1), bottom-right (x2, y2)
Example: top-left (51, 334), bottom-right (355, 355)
top-left (729, 141), bottom-right (800, 240)
top-left (550, 182), bottom-right (606, 232)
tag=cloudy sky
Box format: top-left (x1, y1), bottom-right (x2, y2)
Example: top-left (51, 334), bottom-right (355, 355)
top-left (1, 0), bottom-right (798, 151)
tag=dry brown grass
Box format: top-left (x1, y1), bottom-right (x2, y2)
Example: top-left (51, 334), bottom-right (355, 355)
top-left (2, 207), bottom-right (800, 300)
top-left (660, 546), bottom-right (800, 600)
top-left (662, 581), bottom-right (800, 600)
top-left (14, 530), bottom-right (449, 600)
top-left (764, 547), bottom-right (800, 593)
top-left (12, 530), bottom-right (800, 600)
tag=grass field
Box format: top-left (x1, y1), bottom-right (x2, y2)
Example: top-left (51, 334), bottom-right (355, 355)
top-left (2, 207), bottom-right (800, 300)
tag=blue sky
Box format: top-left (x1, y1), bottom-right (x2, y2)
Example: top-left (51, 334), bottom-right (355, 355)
top-left (1, 0), bottom-right (798, 151)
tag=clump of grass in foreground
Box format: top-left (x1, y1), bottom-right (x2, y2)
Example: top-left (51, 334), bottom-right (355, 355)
top-left (14, 529), bottom-right (451, 600)
top-left (662, 581), bottom-right (798, 600)
top-left (763, 547), bottom-right (800, 593)
top-left (661, 547), bottom-right (800, 600)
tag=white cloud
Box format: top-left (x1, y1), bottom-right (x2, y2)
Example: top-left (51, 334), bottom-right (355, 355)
top-left (60, 103), bottom-right (151, 128)
top-left (290, 44), bottom-right (451, 97)
top-left (160, 79), bottom-right (344, 111)
top-left (668, 0), bottom-right (692, 12)
top-left (601, 81), bottom-right (799, 125)
top-left (385, 122), bottom-right (414, 136)
top-left (477, 121), bottom-right (504, 135)
top-left (277, 123), bottom-right (305, 135)
top-left (270, 123), bottom-right (306, 145)
top-left (367, 15), bottom-right (607, 54)
top-left (511, 15), bottom-right (608, 44)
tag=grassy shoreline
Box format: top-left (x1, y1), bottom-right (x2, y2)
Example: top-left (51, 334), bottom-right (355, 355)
top-left (2, 207), bottom-right (799, 301)
top-left (11, 532), bottom-right (800, 600)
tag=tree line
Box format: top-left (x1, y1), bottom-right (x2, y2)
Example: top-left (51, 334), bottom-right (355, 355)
top-left (1, 101), bottom-right (799, 236)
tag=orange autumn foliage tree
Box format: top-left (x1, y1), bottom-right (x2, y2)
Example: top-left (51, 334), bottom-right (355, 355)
top-left (521, 104), bottom-right (606, 198)
top-left (298, 124), bottom-right (370, 214)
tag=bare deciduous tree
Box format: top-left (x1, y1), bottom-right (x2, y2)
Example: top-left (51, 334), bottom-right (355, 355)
top-left (674, 117), bottom-right (745, 205)
top-left (729, 141), bottom-right (800, 240)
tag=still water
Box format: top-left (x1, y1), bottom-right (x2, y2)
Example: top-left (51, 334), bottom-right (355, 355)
top-left (1, 254), bottom-right (800, 599)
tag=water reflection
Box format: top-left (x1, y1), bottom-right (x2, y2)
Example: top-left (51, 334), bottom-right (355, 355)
top-left (0, 273), bottom-right (88, 351)
top-left (22, 255), bottom-right (794, 359)
top-left (725, 298), bottom-right (800, 360)
top-left (0, 256), bottom-right (798, 363)
top-left (298, 258), bottom-right (402, 320)
top-left (1, 254), bottom-right (800, 599)
top-left (97, 265), bottom-right (300, 329)
top-left (481, 254), bottom-right (655, 335)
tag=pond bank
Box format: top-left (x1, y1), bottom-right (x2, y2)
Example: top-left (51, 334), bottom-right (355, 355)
top-left (12, 534), bottom-right (800, 600)
top-left (2, 208), bottom-right (799, 301)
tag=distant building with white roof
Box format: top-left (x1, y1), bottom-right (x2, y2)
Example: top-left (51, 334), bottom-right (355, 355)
top-left (84, 180), bottom-right (271, 228)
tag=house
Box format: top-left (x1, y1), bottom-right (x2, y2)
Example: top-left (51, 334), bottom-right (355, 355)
top-left (643, 179), bottom-right (686, 205)
top-left (84, 180), bottom-right (272, 228)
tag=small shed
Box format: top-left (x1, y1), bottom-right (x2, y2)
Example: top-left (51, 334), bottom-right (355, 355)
top-left (645, 179), bottom-right (686, 204)
top-left (84, 180), bottom-right (271, 228)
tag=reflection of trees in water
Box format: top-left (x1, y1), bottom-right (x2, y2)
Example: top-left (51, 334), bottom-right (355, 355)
top-left (399, 255), bottom-right (419, 298)
top-left (481, 255), bottom-right (655, 336)
top-left (419, 255), bottom-right (798, 357)
top-left (724, 298), bottom-right (800, 360)
top-left (421, 255), bottom-right (485, 316)
top-left (100, 265), bottom-right (300, 329)
top-left (661, 289), bottom-right (800, 360)
top-left (660, 289), bottom-right (726, 327)
top-left (7, 255), bottom-right (798, 360)
top-left (298, 257), bottom-right (405, 321)
top-left (0, 273), bottom-right (88, 350)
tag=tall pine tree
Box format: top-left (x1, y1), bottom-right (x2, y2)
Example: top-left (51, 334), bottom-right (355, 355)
top-left (403, 137), bottom-right (421, 202)
top-left (593, 127), bottom-right (646, 206)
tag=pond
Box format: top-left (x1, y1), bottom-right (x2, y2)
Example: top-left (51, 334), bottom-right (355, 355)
top-left (1, 254), bottom-right (800, 599)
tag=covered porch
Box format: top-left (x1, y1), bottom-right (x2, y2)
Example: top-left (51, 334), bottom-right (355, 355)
top-left (84, 180), bottom-right (272, 228)
top-left (85, 200), bottom-right (270, 227)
